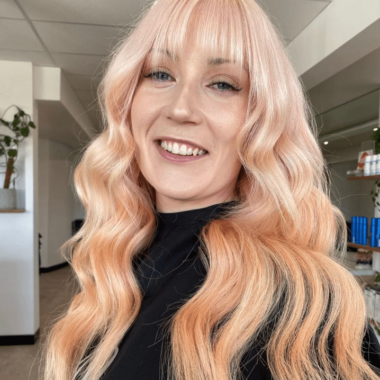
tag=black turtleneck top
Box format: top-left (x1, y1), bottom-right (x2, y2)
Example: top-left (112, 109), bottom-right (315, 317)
top-left (98, 201), bottom-right (380, 380)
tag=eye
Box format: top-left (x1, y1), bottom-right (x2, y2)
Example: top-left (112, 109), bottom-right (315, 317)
top-left (143, 70), bottom-right (172, 82)
top-left (143, 70), bottom-right (242, 93)
top-left (209, 80), bottom-right (241, 92)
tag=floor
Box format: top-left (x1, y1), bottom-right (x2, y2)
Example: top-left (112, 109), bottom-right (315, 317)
top-left (0, 265), bottom-right (79, 380)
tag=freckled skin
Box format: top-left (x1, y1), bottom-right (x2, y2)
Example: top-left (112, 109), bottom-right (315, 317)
top-left (130, 36), bottom-right (249, 213)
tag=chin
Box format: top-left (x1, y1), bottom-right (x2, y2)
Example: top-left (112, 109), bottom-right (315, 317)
top-left (155, 186), bottom-right (201, 201)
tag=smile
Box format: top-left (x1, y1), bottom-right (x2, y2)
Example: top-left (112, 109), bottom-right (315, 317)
top-left (154, 140), bottom-right (209, 163)
top-left (158, 140), bottom-right (208, 156)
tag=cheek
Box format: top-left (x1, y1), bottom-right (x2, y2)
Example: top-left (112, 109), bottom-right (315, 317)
top-left (211, 111), bottom-right (244, 152)
top-left (130, 87), bottom-right (160, 139)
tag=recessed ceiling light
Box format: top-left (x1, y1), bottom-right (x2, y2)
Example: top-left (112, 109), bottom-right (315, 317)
top-left (374, 128), bottom-right (378, 131)
top-left (323, 141), bottom-right (329, 145)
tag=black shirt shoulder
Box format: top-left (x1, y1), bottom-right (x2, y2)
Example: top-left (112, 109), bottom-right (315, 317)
top-left (362, 323), bottom-right (380, 375)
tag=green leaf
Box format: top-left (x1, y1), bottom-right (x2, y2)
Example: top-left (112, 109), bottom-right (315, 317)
top-left (0, 118), bottom-right (9, 127)
top-left (4, 135), bottom-right (11, 147)
top-left (28, 121), bottom-right (36, 129)
top-left (19, 110), bottom-right (25, 117)
top-left (20, 127), bottom-right (29, 137)
top-left (7, 149), bottom-right (17, 158)
top-left (13, 139), bottom-right (18, 144)
top-left (12, 118), bottom-right (20, 127)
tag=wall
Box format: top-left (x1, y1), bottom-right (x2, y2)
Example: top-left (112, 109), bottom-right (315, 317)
top-left (329, 159), bottom-right (375, 222)
top-left (38, 138), bottom-right (85, 268)
top-left (0, 60), bottom-right (39, 338)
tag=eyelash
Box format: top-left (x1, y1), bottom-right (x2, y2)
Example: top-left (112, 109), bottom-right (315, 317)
top-left (143, 70), bottom-right (242, 92)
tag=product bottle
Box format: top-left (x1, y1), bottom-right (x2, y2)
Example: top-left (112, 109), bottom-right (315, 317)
top-left (377, 218), bottom-right (380, 247)
top-left (363, 217), bottom-right (368, 245)
top-left (364, 156), bottom-right (372, 176)
top-left (371, 155), bottom-right (377, 175)
top-left (376, 154), bottom-right (380, 175)
top-left (371, 218), bottom-right (376, 246)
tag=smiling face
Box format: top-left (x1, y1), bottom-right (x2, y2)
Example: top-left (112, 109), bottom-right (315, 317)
top-left (130, 35), bottom-right (249, 213)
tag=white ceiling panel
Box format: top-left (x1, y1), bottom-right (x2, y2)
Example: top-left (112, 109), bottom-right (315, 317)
top-left (17, 0), bottom-right (145, 26)
top-left (0, 49), bottom-right (54, 66)
top-left (0, 0), bottom-right (25, 19)
top-left (309, 45), bottom-right (380, 116)
top-left (33, 21), bottom-right (123, 55)
top-left (0, 19), bottom-right (44, 50)
top-left (257, 0), bottom-right (331, 42)
top-left (51, 53), bottom-right (108, 76)
top-left (65, 74), bottom-right (102, 91)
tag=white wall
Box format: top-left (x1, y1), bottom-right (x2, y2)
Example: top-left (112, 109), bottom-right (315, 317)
top-left (38, 138), bottom-right (85, 268)
top-left (329, 159), bottom-right (375, 222)
top-left (0, 61), bottom-right (39, 336)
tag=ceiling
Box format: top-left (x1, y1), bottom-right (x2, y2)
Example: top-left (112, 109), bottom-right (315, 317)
top-left (1, 0), bottom-right (379, 156)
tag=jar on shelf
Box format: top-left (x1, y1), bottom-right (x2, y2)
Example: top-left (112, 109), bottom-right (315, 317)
top-left (365, 155), bottom-right (372, 176)
top-left (371, 155), bottom-right (378, 175)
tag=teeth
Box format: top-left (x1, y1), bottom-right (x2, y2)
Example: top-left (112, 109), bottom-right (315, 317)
top-left (179, 144), bottom-right (188, 155)
top-left (172, 142), bottom-right (179, 154)
top-left (159, 140), bottom-right (207, 156)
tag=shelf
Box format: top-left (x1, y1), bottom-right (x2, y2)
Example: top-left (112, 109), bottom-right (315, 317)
top-left (347, 242), bottom-right (380, 252)
top-left (0, 209), bottom-right (25, 213)
top-left (350, 269), bottom-right (376, 276)
top-left (348, 174), bottom-right (380, 180)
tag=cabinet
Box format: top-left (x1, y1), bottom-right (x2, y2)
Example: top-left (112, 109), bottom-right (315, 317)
top-left (347, 174), bottom-right (380, 340)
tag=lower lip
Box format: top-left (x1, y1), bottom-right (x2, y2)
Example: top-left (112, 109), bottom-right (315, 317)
top-left (154, 141), bottom-right (209, 163)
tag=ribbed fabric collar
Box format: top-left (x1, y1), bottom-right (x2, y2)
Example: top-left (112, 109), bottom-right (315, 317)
top-left (155, 200), bottom-right (238, 227)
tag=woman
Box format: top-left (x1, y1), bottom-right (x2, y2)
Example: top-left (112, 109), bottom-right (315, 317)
top-left (42, 0), bottom-right (380, 379)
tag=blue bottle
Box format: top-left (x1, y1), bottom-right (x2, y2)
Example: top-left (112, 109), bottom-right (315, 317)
top-left (371, 218), bottom-right (376, 247)
top-left (358, 217), bottom-right (363, 245)
top-left (376, 218), bottom-right (380, 247)
top-left (363, 217), bottom-right (368, 245)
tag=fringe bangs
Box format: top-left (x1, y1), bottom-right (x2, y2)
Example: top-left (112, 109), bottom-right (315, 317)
top-left (149, 0), bottom-right (247, 79)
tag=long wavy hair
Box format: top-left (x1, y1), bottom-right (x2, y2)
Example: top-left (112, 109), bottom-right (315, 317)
top-left (41, 0), bottom-right (379, 379)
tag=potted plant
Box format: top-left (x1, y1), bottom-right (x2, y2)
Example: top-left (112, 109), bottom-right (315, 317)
top-left (0, 105), bottom-right (36, 209)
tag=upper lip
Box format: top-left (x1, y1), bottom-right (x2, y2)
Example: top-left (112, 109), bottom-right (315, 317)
top-left (155, 136), bottom-right (208, 152)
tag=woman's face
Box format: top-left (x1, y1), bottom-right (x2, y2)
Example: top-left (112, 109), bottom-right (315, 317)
top-left (130, 37), bottom-right (249, 212)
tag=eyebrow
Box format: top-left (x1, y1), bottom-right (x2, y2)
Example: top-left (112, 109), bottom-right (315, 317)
top-left (149, 48), bottom-right (248, 73)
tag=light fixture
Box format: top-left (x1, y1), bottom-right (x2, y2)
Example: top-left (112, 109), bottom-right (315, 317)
top-left (374, 128), bottom-right (378, 131)
top-left (323, 141), bottom-right (329, 145)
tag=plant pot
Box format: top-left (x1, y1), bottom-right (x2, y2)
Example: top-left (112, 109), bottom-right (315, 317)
top-left (0, 188), bottom-right (16, 209)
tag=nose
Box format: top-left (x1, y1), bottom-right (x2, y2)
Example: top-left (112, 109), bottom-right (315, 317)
top-left (164, 82), bottom-right (203, 125)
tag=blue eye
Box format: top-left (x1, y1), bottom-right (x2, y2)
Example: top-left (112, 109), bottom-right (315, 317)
top-left (209, 81), bottom-right (240, 92)
top-left (144, 70), bottom-right (242, 92)
top-left (144, 70), bottom-right (172, 81)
